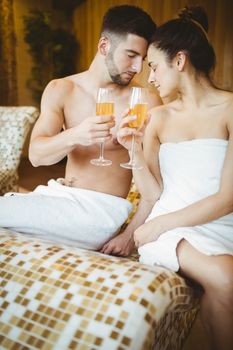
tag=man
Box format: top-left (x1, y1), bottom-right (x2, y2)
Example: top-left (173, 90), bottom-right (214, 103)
top-left (0, 5), bottom-right (161, 254)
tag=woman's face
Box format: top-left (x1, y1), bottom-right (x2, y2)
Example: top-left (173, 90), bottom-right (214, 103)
top-left (147, 45), bottom-right (179, 99)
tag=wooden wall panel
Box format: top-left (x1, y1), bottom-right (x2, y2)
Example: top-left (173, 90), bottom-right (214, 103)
top-left (73, 0), bottom-right (233, 91)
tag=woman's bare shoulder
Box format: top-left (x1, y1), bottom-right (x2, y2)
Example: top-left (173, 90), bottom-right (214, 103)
top-left (147, 90), bottom-right (163, 109)
top-left (216, 89), bottom-right (233, 108)
top-left (224, 92), bottom-right (233, 133)
top-left (225, 91), bottom-right (233, 109)
top-left (218, 90), bottom-right (233, 127)
top-left (148, 101), bottom-right (174, 125)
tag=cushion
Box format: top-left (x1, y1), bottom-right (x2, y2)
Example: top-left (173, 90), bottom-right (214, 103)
top-left (0, 229), bottom-right (200, 350)
top-left (0, 106), bottom-right (39, 195)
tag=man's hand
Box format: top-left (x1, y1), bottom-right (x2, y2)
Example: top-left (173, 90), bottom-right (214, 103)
top-left (99, 231), bottom-right (135, 256)
top-left (73, 115), bottom-right (115, 146)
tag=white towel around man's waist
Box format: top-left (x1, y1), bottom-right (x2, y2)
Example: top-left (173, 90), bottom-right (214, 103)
top-left (1, 179), bottom-right (133, 250)
top-left (138, 139), bottom-right (233, 271)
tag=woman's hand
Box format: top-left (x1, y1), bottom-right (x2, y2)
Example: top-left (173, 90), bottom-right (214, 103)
top-left (134, 216), bottom-right (165, 248)
top-left (117, 109), bottom-right (150, 152)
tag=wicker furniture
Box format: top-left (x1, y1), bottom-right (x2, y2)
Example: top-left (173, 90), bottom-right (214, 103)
top-left (0, 106), bottom-right (39, 195)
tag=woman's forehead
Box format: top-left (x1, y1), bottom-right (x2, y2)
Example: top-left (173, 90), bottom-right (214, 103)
top-left (148, 46), bottom-right (164, 62)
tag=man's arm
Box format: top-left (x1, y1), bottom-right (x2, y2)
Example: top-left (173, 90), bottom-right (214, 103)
top-left (29, 79), bottom-right (114, 167)
top-left (99, 197), bottom-right (154, 256)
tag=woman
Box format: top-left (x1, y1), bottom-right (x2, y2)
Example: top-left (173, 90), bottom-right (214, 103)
top-left (118, 6), bottom-right (233, 350)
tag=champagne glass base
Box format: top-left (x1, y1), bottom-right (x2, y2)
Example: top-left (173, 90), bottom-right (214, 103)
top-left (90, 158), bottom-right (112, 166)
top-left (120, 162), bottom-right (143, 170)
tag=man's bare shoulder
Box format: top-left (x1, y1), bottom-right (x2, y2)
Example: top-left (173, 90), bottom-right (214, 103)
top-left (42, 78), bottom-right (75, 101)
top-left (45, 74), bottom-right (84, 94)
top-left (64, 71), bottom-right (88, 85)
top-left (47, 70), bottom-right (91, 91)
top-left (42, 73), bottom-right (89, 107)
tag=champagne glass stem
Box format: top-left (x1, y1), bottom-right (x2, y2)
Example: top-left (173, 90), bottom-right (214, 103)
top-left (120, 131), bottom-right (142, 170)
top-left (99, 141), bottom-right (105, 160)
top-left (129, 134), bottom-right (135, 166)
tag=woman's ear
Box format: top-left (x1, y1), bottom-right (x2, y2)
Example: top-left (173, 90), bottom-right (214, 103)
top-left (176, 51), bottom-right (187, 71)
top-left (98, 36), bottom-right (110, 56)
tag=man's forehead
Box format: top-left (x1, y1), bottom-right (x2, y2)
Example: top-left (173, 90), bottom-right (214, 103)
top-left (117, 33), bottom-right (148, 53)
top-left (124, 33), bottom-right (148, 44)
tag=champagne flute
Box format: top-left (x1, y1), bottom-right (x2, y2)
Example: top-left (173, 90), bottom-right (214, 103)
top-left (120, 87), bottom-right (148, 170)
top-left (90, 88), bottom-right (114, 166)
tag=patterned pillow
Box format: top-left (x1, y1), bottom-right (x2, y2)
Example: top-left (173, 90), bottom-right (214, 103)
top-left (0, 106), bottom-right (39, 195)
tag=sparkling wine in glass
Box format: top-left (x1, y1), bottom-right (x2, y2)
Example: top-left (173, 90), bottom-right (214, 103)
top-left (120, 87), bottom-right (148, 170)
top-left (90, 88), bottom-right (114, 166)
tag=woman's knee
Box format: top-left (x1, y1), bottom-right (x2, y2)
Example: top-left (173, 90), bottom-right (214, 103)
top-left (204, 257), bottom-right (233, 308)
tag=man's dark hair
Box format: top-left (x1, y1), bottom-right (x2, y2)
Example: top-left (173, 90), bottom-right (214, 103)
top-left (101, 5), bottom-right (156, 44)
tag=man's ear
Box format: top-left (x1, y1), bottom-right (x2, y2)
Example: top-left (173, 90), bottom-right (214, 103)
top-left (98, 36), bottom-right (110, 56)
top-left (176, 51), bottom-right (187, 71)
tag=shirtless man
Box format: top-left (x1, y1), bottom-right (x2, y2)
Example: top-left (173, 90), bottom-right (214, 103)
top-left (0, 5), bottom-right (161, 254)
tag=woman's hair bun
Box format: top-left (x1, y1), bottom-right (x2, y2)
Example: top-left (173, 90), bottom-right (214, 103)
top-left (178, 5), bottom-right (209, 32)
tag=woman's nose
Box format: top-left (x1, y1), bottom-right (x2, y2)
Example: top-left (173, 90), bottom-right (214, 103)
top-left (148, 70), bottom-right (155, 84)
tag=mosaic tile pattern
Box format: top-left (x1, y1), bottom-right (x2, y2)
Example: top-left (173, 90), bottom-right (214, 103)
top-left (0, 229), bottom-right (199, 350)
top-left (0, 106), bottom-right (39, 195)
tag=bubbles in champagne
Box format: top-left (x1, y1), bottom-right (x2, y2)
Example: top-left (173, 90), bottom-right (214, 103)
top-left (128, 103), bottom-right (147, 128)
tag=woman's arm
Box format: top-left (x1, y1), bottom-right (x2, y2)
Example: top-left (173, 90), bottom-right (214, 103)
top-left (118, 107), bottom-right (163, 202)
top-left (134, 114), bottom-right (233, 247)
top-left (101, 107), bottom-right (163, 256)
top-left (133, 110), bottom-right (163, 200)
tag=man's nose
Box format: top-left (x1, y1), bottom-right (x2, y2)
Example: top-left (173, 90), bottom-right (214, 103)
top-left (131, 59), bottom-right (143, 74)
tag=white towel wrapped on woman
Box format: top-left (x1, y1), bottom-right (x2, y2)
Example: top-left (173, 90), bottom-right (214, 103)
top-left (139, 139), bottom-right (233, 271)
top-left (0, 179), bottom-right (132, 250)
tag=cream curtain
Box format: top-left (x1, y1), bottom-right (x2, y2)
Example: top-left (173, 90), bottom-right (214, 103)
top-left (0, 0), bottom-right (17, 105)
top-left (73, 0), bottom-right (233, 91)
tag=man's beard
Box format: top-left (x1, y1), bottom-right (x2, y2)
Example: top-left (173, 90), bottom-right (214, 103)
top-left (105, 51), bottom-right (133, 86)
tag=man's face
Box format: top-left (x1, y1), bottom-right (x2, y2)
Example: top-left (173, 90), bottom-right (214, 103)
top-left (105, 34), bottom-right (148, 86)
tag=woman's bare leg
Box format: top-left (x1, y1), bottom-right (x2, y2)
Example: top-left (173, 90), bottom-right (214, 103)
top-left (177, 240), bottom-right (233, 350)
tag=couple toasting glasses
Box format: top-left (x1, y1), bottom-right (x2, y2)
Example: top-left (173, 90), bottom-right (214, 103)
top-left (0, 5), bottom-right (233, 349)
top-left (91, 85), bottom-right (148, 170)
